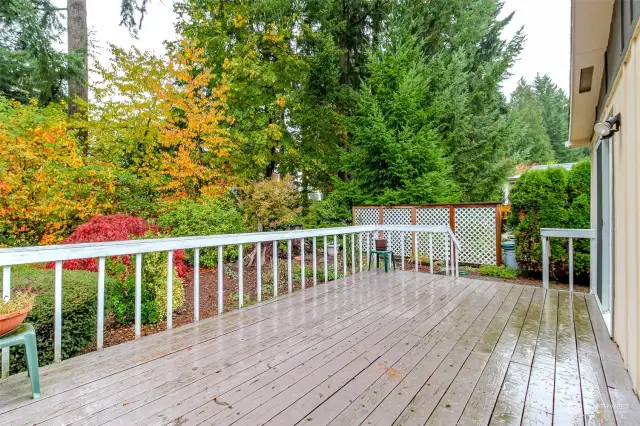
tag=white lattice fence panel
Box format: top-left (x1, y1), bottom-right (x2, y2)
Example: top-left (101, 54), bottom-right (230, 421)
top-left (383, 208), bottom-right (411, 255)
top-left (354, 208), bottom-right (379, 251)
top-left (416, 208), bottom-right (449, 261)
top-left (455, 207), bottom-right (496, 264)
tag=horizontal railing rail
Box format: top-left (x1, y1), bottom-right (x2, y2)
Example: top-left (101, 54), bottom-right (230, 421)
top-left (0, 225), bottom-right (460, 377)
top-left (540, 228), bottom-right (595, 291)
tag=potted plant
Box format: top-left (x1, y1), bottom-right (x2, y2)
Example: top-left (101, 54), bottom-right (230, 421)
top-left (0, 293), bottom-right (34, 336)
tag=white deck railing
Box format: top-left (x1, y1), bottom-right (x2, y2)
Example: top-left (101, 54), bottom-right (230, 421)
top-left (540, 228), bottom-right (596, 291)
top-left (0, 225), bottom-right (460, 377)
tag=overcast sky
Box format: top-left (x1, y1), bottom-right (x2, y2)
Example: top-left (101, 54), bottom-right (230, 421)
top-left (53, 0), bottom-right (571, 97)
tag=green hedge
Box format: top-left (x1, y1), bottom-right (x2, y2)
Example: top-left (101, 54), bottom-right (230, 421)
top-left (8, 267), bottom-right (113, 373)
top-left (509, 159), bottom-right (591, 280)
top-left (158, 197), bottom-right (246, 267)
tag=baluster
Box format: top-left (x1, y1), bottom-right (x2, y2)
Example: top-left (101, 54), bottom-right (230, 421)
top-left (2, 266), bottom-right (11, 376)
top-left (359, 233), bottom-right (363, 272)
top-left (429, 233), bottom-right (434, 274)
top-left (257, 242), bottom-right (262, 302)
top-left (324, 236), bottom-right (328, 283)
top-left (401, 232), bottom-right (405, 270)
top-left (312, 237), bottom-right (317, 286)
top-left (97, 257), bottom-right (105, 350)
top-left (343, 234), bottom-right (347, 277)
top-left (415, 233), bottom-right (419, 272)
top-left (54, 260), bottom-right (62, 363)
top-left (333, 235), bottom-right (338, 279)
top-left (273, 240), bottom-right (278, 297)
top-left (568, 237), bottom-right (574, 292)
top-left (300, 238), bottom-right (305, 289)
top-left (542, 236), bottom-right (550, 289)
top-left (218, 246), bottom-right (224, 315)
top-left (445, 235), bottom-right (450, 276)
top-left (287, 239), bottom-right (292, 293)
top-left (193, 249), bottom-right (199, 322)
top-left (135, 253), bottom-right (142, 336)
top-left (167, 250), bottom-right (173, 329)
top-left (351, 233), bottom-right (355, 275)
top-left (366, 232), bottom-right (371, 270)
top-left (238, 244), bottom-right (244, 308)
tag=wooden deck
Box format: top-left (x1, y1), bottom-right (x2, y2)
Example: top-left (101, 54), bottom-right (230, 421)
top-left (0, 271), bottom-right (638, 425)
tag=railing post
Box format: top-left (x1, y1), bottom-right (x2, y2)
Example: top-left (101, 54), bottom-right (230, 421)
top-left (358, 233), bottom-right (363, 272)
top-left (2, 266), bottom-right (11, 376)
top-left (400, 232), bottom-right (405, 270)
top-left (54, 260), bottom-right (62, 363)
top-left (97, 256), bottom-right (105, 350)
top-left (568, 237), bottom-right (574, 292)
top-left (273, 241), bottom-right (278, 297)
top-left (333, 235), bottom-right (338, 279)
top-left (542, 236), bottom-right (549, 289)
top-left (238, 244), bottom-right (243, 308)
top-left (256, 242), bottom-right (262, 302)
top-left (366, 232), bottom-right (370, 270)
top-left (342, 234), bottom-right (347, 277)
top-left (312, 237), bottom-right (317, 286)
top-left (300, 238), bottom-right (305, 289)
top-left (167, 250), bottom-right (173, 329)
top-left (287, 239), bottom-right (292, 293)
top-left (135, 253), bottom-right (142, 336)
top-left (218, 246), bottom-right (224, 314)
top-left (324, 236), bottom-right (328, 283)
top-left (429, 233), bottom-right (434, 274)
top-left (445, 235), bottom-right (450, 276)
top-left (193, 249), bottom-right (199, 322)
top-left (415, 233), bottom-right (419, 272)
top-left (351, 233), bottom-right (355, 276)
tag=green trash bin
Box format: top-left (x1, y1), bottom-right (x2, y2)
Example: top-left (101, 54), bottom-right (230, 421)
top-left (501, 240), bottom-right (517, 269)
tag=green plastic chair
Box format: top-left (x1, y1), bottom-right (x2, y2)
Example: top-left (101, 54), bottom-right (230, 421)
top-left (368, 250), bottom-right (396, 272)
top-left (0, 323), bottom-right (40, 399)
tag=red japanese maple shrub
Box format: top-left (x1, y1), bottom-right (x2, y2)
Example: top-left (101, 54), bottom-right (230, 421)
top-left (45, 214), bottom-right (187, 277)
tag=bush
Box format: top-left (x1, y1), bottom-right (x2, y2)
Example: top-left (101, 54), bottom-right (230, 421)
top-left (242, 176), bottom-right (302, 231)
top-left (480, 265), bottom-right (517, 280)
top-left (45, 214), bottom-right (187, 277)
top-left (509, 160), bottom-right (591, 279)
top-left (302, 191), bottom-right (352, 229)
top-left (8, 267), bottom-right (115, 373)
top-left (157, 197), bottom-right (246, 267)
top-left (108, 250), bottom-right (185, 325)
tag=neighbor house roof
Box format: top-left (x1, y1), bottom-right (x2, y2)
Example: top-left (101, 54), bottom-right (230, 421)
top-left (508, 163), bottom-right (577, 182)
top-left (569, 0), bottom-right (615, 147)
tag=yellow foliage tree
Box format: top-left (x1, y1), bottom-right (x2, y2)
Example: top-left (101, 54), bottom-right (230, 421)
top-left (0, 98), bottom-right (116, 245)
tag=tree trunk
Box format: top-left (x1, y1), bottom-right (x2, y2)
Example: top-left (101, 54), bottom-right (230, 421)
top-left (67, 0), bottom-right (88, 121)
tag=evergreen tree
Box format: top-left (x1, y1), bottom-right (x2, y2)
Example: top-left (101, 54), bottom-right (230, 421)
top-left (507, 79), bottom-right (556, 163)
top-left (406, 0), bottom-right (524, 202)
top-left (344, 13), bottom-right (459, 204)
top-left (0, 0), bottom-right (84, 104)
top-left (533, 74), bottom-right (587, 162)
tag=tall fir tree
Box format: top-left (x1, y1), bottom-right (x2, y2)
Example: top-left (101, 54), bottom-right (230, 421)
top-left (344, 12), bottom-right (459, 204)
top-left (507, 79), bottom-right (556, 164)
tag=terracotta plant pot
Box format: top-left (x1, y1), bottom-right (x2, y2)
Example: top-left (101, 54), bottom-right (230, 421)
top-left (375, 239), bottom-right (388, 250)
top-left (0, 306), bottom-right (32, 336)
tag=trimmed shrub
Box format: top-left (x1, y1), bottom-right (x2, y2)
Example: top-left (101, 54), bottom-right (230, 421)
top-left (8, 267), bottom-right (115, 373)
top-left (480, 265), bottom-right (517, 280)
top-left (242, 176), bottom-right (302, 231)
top-left (108, 250), bottom-right (185, 325)
top-left (302, 192), bottom-right (352, 229)
top-left (509, 159), bottom-right (591, 279)
top-left (157, 197), bottom-right (246, 268)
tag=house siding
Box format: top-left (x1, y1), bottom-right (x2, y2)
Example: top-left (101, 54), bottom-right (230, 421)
top-left (594, 19), bottom-right (640, 394)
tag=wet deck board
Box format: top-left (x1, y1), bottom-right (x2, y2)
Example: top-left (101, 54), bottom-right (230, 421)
top-left (0, 271), bottom-right (638, 425)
